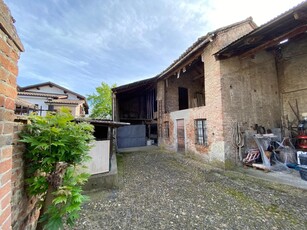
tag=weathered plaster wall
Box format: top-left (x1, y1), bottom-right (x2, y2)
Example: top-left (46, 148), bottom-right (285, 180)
top-left (220, 51), bottom-right (280, 166)
top-left (161, 107), bottom-right (213, 160)
top-left (277, 34), bottom-right (307, 123)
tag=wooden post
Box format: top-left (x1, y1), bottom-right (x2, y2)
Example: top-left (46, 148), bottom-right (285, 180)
top-left (108, 126), bottom-right (112, 171)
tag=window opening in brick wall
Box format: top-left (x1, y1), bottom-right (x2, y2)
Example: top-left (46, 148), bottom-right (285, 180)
top-left (178, 87), bottom-right (188, 110)
top-left (195, 119), bottom-right (208, 145)
top-left (164, 121), bottom-right (169, 138)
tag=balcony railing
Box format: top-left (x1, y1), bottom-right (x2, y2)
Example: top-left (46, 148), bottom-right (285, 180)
top-left (15, 105), bottom-right (56, 116)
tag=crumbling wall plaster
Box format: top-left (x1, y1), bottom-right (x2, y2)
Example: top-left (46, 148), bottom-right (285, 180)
top-left (220, 51), bottom-right (280, 166)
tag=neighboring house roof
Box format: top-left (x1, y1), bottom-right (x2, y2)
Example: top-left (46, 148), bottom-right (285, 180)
top-left (19, 81), bottom-right (86, 100)
top-left (46, 99), bottom-right (84, 105)
top-left (215, 1), bottom-right (307, 60)
top-left (15, 97), bottom-right (36, 109)
top-left (18, 91), bottom-right (68, 99)
top-left (18, 81), bottom-right (89, 113)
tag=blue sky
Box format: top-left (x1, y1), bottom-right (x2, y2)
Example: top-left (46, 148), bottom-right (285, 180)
top-left (5, 0), bottom-right (303, 97)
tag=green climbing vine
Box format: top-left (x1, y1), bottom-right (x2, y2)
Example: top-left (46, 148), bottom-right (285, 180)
top-left (20, 108), bottom-right (94, 229)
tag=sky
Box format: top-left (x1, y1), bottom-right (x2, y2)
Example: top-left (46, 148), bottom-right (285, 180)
top-left (4, 0), bottom-right (304, 97)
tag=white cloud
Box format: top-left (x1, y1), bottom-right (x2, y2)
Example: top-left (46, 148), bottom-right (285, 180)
top-left (5, 0), bottom-right (304, 96)
top-left (205, 0), bottom-right (303, 29)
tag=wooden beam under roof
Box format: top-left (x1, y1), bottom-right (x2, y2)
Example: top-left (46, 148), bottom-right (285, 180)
top-left (240, 25), bottom-right (307, 59)
top-left (164, 51), bottom-right (204, 80)
top-left (293, 10), bottom-right (307, 21)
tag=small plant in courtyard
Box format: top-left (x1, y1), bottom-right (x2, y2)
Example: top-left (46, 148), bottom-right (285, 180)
top-left (20, 108), bottom-right (94, 229)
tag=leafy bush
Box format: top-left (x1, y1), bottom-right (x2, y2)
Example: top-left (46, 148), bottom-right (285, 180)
top-left (20, 108), bottom-right (94, 229)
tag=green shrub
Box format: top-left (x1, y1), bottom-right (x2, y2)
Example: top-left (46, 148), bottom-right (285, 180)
top-left (20, 108), bottom-right (94, 229)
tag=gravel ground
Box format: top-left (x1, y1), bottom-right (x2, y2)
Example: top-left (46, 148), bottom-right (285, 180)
top-left (69, 150), bottom-right (307, 230)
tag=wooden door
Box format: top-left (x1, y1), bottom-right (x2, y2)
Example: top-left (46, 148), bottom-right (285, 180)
top-left (177, 119), bottom-right (185, 152)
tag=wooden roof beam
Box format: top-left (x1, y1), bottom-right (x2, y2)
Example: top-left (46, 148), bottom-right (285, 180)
top-left (162, 51), bottom-right (204, 80)
top-left (241, 25), bottom-right (307, 59)
top-left (293, 10), bottom-right (307, 22)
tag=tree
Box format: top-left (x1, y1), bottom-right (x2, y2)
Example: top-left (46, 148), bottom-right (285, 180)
top-left (87, 82), bottom-right (116, 119)
top-left (20, 108), bottom-right (94, 229)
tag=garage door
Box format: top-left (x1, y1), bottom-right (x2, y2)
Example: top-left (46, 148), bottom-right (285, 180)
top-left (117, 125), bottom-right (146, 148)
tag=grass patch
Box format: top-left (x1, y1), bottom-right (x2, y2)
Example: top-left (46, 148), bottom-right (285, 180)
top-left (224, 188), bottom-right (251, 204)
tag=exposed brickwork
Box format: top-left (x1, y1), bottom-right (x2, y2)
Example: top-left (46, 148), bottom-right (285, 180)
top-left (158, 21), bottom-right (256, 167)
top-left (220, 51), bottom-right (280, 166)
top-left (164, 69), bottom-right (204, 113)
top-left (218, 34), bottom-right (307, 167)
top-left (11, 120), bottom-right (39, 230)
top-left (0, 0), bottom-right (26, 229)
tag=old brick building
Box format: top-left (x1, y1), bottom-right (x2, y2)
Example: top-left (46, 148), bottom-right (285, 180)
top-left (155, 18), bottom-right (257, 167)
top-left (113, 17), bottom-right (257, 163)
top-left (215, 1), bottom-right (307, 167)
top-left (113, 1), bottom-right (307, 168)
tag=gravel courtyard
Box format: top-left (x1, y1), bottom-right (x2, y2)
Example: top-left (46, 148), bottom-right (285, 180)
top-left (71, 150), bottom-right (307, 230)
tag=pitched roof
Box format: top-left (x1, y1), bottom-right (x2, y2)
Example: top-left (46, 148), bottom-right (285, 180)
top-left (46, 99), bottom-right (85, 105)
top-left (19, 81), bottom-right (86, 100)
top-left (15, 97), bottom-right (36, 108)
top-left (158, 17), bottom-right (256, 80)
top-left (19, 81), bottom-right (89, 111)
top-left (112, 76), bottom-right (158, 93)
top-left (18, 91), bottom-right (68, 99)
top-left (112, 17), bottom-right (256, 93)
top-left (215, 1), bottom-right (307, 60)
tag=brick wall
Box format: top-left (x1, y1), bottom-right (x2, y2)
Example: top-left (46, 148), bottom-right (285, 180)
top-left (157, 20), bottom-right (256, 167)
top-left (11, 119), bottom-right (40, 230)
top-left (164, 65), bottom-right (203, 113)
top-left (218, 30), bottom-right (307, 167)
top-left (0, 0), bottom-right (24, 229)
top-left (214, 22), bottom-right (280, 167)
top-left (220, 51), bottom-right (280, 166)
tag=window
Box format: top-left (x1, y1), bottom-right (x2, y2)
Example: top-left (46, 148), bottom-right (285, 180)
top-left (48, 105), bottom-right (54, 111)
top-left (164, 121), bottom-right (169, 138)
top-left (195, 119), bottom-right (208, 145)
top-left (178, 87), bottom-right (188, 110)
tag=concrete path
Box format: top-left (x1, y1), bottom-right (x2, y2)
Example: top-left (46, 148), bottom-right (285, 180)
top-left (71, 149), bottom-right (307, 230)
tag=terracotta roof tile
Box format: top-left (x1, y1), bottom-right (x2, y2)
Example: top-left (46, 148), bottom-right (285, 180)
top-left (18, 91), bottom-right (68, 98)
top-left (46, 99), bottom-right (85, 105)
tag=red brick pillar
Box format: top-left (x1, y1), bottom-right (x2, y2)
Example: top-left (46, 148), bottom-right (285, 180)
top-left (0, 0), bottom-right (24, 229)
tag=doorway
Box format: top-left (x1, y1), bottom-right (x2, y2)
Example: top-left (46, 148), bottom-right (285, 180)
top-left (177, 119), bottom-right (185, 152)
